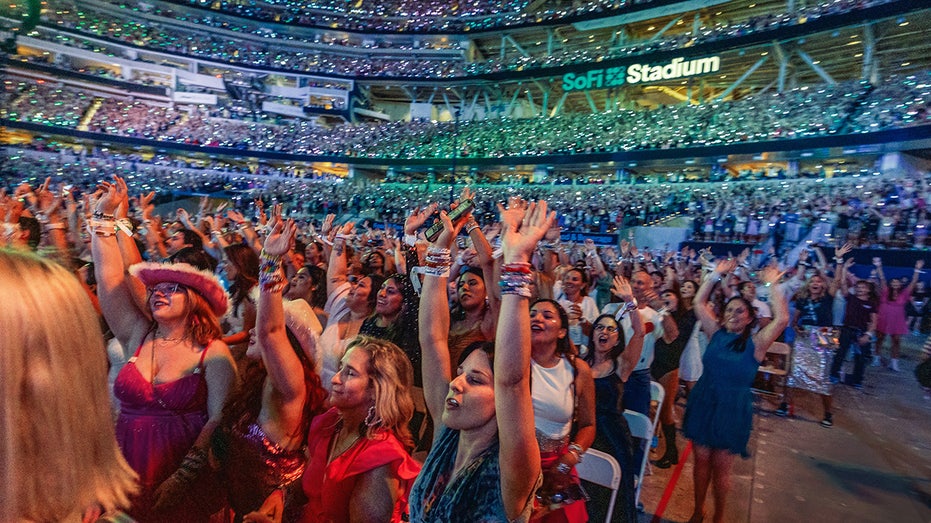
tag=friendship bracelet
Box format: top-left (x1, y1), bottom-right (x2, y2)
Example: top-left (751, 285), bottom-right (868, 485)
top-left (499, 270), bottom-right (533, 297)
top-left (616, 300), bottom-right (638, 319)
top-left (259, 250), bottom-right (285, 291)
top-left (568, 442), bottom-right (585, 463)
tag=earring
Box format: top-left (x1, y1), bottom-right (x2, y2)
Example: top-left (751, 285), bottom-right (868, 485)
top-left (364, 405), bottom-right (382, 428)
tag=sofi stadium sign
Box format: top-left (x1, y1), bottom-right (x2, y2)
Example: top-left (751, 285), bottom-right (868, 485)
top-left (562, 55), bottom-right (721, 91)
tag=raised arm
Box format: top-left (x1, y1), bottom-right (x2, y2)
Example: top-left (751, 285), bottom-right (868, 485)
top-left (905, 259), bottom-right (925, 296)
top-left (752, 264), bottom-right (790, 362)
top-left (257, 217), bottom-right (310, 444)
top-left (694, 258), bottom-right (737, 338)
top-left (496, 198), bottom-right (551, 520)
top-left (325, 220), bottom-right (355, 297)
top-left (612, 275), bottom-right (644, 382)
top-left (91, 177), bottom-right (150, 349)
top-left (417, 210), bottom-right (468, 432)
top-left (873, 257), bottom-right (887, 292)
top-left (828, 242), bottom-right (853, 296)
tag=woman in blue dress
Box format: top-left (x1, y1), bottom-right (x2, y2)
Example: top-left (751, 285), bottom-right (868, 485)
top-left (683, 258), bottom-right (788, 523)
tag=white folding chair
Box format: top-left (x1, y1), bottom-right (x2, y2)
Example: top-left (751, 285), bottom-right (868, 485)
top-left (623, 409), bottom-right (652, 510)
top-left (575, 448), bottom-right (621, 523)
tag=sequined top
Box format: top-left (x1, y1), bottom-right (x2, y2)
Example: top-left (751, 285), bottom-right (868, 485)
top-left (222, 415), bottom-right (307, 517)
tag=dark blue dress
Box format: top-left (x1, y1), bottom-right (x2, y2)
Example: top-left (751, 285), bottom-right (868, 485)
top-left (590, 363), bottom-right (636, 522)
top-left (682, 330), bottom-right (760, 457)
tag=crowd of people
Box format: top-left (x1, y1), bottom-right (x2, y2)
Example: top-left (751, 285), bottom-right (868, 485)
top-left (161, 0), bottom-right (646, 33)
top-left (4, 170), bottom-right (928, 523)
top-left (5, 143), bottom-right (931, 251)
top-left (36, 0), bottom-right (900, 79)
top-left (4, 71), bottom-right (930, 160)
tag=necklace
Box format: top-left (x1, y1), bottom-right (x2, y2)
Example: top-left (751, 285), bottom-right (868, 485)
top-left (327, 420), bottom-right (362, 465)
top-left (154, 335), bottom-right (187, 342)
top-left (150, 328), bottom-right (189, 383)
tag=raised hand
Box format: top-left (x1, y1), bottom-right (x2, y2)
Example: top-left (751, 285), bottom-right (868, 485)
top-left (611, 274), bottom-right (633, 301)
top-left (404, 203), bottom-right (438, 235)
top-left (320, 213), bottom-right (336, 236)
top-left (139, 191), bottom-right (156, 220)
top-left (431, 209), bottom-right (468, 249)
top-left (177, 208), bottom-right (194, 228)
top-left (714, 257), bottom-right (739, 275)
top-left (498, 197), bottom-right (555, 263)
top-left (264, 218), bottom-right (296, 257)
top-left (95, 176), bottom-right (127, 216)
top-left (758, 264), bottom-right (785, 287)
top-left (226, 209), bottom-right (247, 225)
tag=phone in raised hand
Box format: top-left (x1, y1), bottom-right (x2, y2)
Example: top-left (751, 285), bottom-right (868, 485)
top-left (425, 199), bottom-right (475, 242)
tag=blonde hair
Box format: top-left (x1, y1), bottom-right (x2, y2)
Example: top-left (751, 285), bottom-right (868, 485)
top-left (346, 336), bottom-right (415, 448)
top-left (0, 249), bottom-right (137, 521)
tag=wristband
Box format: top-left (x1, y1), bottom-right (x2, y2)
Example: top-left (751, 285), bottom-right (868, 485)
top-left (403, 233), bottom-right (418, 247)
top-left (115, 218), bottom-right (134, 236)
top-left (568, 442), bottom-right (585, 462)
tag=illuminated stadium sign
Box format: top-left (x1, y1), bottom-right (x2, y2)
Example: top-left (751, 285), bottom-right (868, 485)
top-left (562, 56), bottom-right (721, 91)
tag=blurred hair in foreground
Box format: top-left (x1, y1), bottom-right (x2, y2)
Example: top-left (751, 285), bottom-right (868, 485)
top-left (0, 248), bottom-right (137, 521)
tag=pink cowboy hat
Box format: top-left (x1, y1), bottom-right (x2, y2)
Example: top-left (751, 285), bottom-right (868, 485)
top-left (129, 262), bottom-right (230, 317)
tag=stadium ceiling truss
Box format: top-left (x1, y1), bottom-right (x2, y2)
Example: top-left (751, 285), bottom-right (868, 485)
top-left (5, 0), bottom-right (928, 119)
top-left (360, 9), bottom-right (931, 115)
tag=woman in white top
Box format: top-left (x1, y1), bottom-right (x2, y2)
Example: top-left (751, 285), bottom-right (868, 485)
top-left (529, 298), bottom-right (596, 521)
top-left (317, 221), bottom-right (385, 390)
top-left (556, 267), bottom-right (599, 348)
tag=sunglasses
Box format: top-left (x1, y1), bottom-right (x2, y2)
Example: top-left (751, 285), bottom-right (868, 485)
top-left (147, 282), bottom-right (187, 297)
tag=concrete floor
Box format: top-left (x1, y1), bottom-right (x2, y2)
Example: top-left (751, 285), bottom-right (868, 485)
top-left (628, 333), bottom-right (931, 523)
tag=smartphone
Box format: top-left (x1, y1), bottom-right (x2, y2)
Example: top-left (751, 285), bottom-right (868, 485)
top-left (425, 199), bottom-right (474, 242)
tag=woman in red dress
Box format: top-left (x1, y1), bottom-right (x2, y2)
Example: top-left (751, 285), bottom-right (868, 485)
top-left (247, 335), bottom-right (420, 523)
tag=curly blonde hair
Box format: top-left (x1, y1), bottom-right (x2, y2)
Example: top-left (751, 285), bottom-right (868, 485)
top-left (346, 336), bottom-right (415, 448)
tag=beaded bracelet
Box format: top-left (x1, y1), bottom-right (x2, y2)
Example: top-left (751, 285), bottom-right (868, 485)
top-left (499, 269), bottom-right (533, 297)
top-left (422, 246), bottom-right (452, 278)
top-left (616, 300), bottom-right (638, 319)
top-left (259, 250), bottom-right (286, 292)
top-left (568, 442), bottom-right (585, 463)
